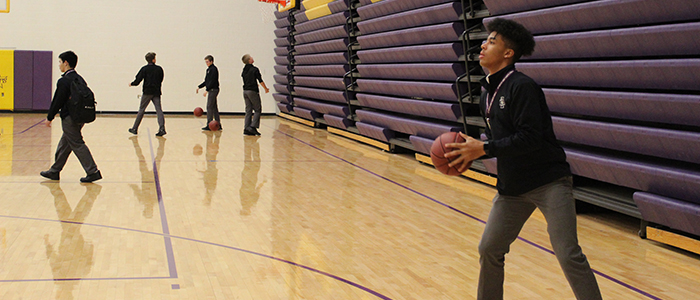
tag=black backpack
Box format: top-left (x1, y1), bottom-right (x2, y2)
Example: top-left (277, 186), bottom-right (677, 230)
top-left (68, 77), bottom-right (96, 124)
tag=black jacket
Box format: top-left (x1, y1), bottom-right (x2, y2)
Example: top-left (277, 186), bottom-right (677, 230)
top-left (47, 70), bottom-right (85, 121)
top-left (131, 63), bottom-right (164, 96)
top-left (480, 64), bottom-right (571, 196)
top-left (198, 65), bottom-right (219, 91)
top-left (241, 64), bottom-right (263, 92)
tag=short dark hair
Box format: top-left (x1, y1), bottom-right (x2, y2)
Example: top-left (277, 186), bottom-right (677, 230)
top-left (58, 51), bottom-right (78, 68)
top-left (242, 54), bottom-right (251, 64)
top-left (485, 18), bottom-right (535, 62)
top-left (145, 52), bottom-right (156, 63)
top-left (205, 55), bottom-right (214, 62)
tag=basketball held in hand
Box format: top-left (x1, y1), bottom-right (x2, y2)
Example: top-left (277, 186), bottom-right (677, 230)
top-left (194, 107), bottom-right (204, 117)
top-left (430, 132), bottom-right (472, 176)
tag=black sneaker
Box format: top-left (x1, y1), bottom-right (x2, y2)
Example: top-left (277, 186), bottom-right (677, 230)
top-left (243, 128), bottom-right (255, 136)
top-left (156, 130), bottom-right (166, 137)
top-left (252, 128), bottom-right (261, 136)
top-left (80, 170), bottom-right (102, 183)
top-left (128, 128), bottom-right (138, 135)
top-left (40, 170), bottom-right (60, 180)
top-left (202, 126), bottom-right (211, 131)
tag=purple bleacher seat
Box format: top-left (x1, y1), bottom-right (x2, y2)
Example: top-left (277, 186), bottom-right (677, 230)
top-left (274, 74), bottom-right (289, 85)
top-left (274, 37), bottom-right (290, 47)
top-left (517, 59), bottom-right (700, 91)
top-left (357, 0), bottom-right (457, 21)
top-left (357, 2), bottom-right (462, 35)
top-left (528, 22), bottom-right (700, 60)
top-left (545, 89), bottom-right (700, 127)
top-left (294, 76), bottom-right (349, 91)
top-left (357, 43), bottom-right (463, 63)
top-left (359, 0), bottom-right (375, 6)
top-left (296, 38), bottom-right (350, 55)
top-left (274, 56), bottom-right (289, 65)
top-left (274, 27), bottom-right (290, 38)
top-left (294, 97), bottom-right (350, 117)
top-left (274, 47), bottom-right (291, 56)
top-left (295, 52), bottom-right (349, 65)
top-left (565, 147), bottom-right (700, 205)
top-left (483, 0), bottom-right (584, 16)
top-left (274, 65), bottom-right (291, 75)
top-left (356, 121), bottom-right (395, 143)
top-left (357, 79), bottom-right (465, 102)
top-left (277, 103), bottom-right (293, 114)
top-left (296, 65), bottom-right (350, 77)
top-left (357, 22), bottom-right (464, 50)
top-left (409, 135), bottom-right (434, 155)
top-left (274, 83), bottom-right (292, 95)
top-left (481, 158), bottom-right (498, 175)
top-left (324, 114), bottom-right (354, 129)
top-left (273, 93), bottom-right (292, 104)
top-left (328, 0), bottom-right (350, 13)
top-left (634, 192), bottom-right (700, 237)
top-left (357, 63), bottom-right (465, 82)
top-left (553, 116), bottom-right (700, 165)
top-left (295, 25), bottom-right (349, 45)
top-left (356, 93), bottom-right (461, 122)
top-left (296, 11), bottom-right (350, 34)
top-left (294, 107), bottom-right (322, 121)
top-left (485, 0), bottom-right (700, 35)
top-left (296, 12), bottom-right (310, 23)
top-left (274, 18), bottom-right (291, 28)
top-left (356, 109), bottom-right (461, 139)
top-left (274, 10), bottom-right (290, 19)
top-left (294, 87), bottom-right (348, 104)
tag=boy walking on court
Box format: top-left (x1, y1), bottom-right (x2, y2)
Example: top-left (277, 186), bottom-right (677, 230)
top-left (128, 52), bottom-right (166, 136)
top-left (444, 19), bottom-right (602, 300)
top-left (41, 51), bottom-right (102, 183)
top-left (241, 54), bottom-right (269, 136)
top-left (197, 55), bottom-right (221, 131)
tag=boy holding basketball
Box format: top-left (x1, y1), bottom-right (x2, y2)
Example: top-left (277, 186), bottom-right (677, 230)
top-left (444, 18), bottom-right (602, 300)
top-left (197, 55), bottom-right (221, 131)
top-left (128, 52), bottom-right (166, 137)
top-left (241, 54), bottom-right (269, 136)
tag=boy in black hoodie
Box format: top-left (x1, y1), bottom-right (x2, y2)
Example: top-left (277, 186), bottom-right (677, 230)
top-left (241, 54), bottom-right (269, 136)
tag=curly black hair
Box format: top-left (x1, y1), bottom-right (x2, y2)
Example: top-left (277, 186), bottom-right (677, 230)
top-left (485, 18), bottom-right (535, 62)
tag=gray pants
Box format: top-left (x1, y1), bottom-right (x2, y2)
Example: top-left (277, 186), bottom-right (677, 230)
top-left (50, 117), bottom-right (99, 175)
top-left (132, 94), bottom-right (165, 132)
top-left (243, 90), bottom-right (261, 129)
top-left (206, 89), bottom-right (220, 124)
top-left (477, 176), bottom-right (602, 300)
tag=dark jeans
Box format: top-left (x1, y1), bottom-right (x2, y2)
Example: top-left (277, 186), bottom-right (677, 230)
top-left (132, 94), bottom-right (165, 132)
top-left (243, 90), bottom-right (261, 129)
top-left (206, 89), bottom-right (220, 124)
top-left (50, 117), bottom-right (99, 175)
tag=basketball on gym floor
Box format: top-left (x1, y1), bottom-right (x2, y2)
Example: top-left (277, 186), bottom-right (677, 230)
top-left (430, 132), bottom-right (471, 176)
top-left (208, 120), bottom-right (220, 131)
top-left (194, 107), bottom-right (204, 117)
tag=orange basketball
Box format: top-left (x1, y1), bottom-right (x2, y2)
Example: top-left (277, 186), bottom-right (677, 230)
top-left (194, 107), bottom-right (204, 117)
top-left (208, 120), bottom-right (220, 131)
top-left (430, 132), bottom-right (472, 176)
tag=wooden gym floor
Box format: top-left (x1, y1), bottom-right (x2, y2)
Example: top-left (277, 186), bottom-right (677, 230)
top-left (0, 113), bottom-right (698, 299)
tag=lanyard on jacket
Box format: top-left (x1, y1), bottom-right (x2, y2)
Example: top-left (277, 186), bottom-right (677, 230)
top-left (485, 70), bottom-right (516, 129)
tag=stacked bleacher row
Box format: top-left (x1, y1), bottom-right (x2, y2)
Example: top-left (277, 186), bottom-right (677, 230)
top-left (482, 0), bottom-right (700, 238)
top-left (273, 0), bottom-right (356, 129)
top-left (273, 8), bottom-right (294, 113)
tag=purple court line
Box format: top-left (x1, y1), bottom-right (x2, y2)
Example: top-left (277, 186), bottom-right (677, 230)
top-left (15, 119), bottom-right (47, 135)
top-left (147, 129), bottom-right (178, 279)
top-left (0, 214), bottom-right (393, 300)
top-left (273, 127), bottom-right (664, 300)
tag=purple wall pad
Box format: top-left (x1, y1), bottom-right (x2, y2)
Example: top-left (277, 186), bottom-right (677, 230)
top-left (356, 93), bottom-right (461, 122)
top-left (634, 191), bottom-right (700, 237)
top-left (565, 147), bottom-right (700, 205)
top-left (13, 51), bottom-right (33, 111)
top-left (356, 109), bottom-right (461, 139)
top-left (357, 2), bottom-right (462, 35)
top-left (356, 121), bottom-right (394, 142)
top-left (32, 51), bottom-right (53, 110)
top-left (293, 107), bottom-right (322, 121)
top-left (324, 114), bottom-right (353, 129)
top-left (544, 89), bottom-right (700, 128)
top-left (553, 116), bottom-right (700, 165)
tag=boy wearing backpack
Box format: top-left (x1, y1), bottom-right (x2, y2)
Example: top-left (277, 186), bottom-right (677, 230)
top-left (41, 51), bottom-right (102, 183)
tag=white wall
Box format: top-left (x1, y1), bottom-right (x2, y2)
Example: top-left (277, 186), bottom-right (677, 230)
top-left (1, 0), bottom-right (280, 113)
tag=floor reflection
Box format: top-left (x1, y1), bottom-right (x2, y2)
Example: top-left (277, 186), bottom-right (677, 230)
top-left (42, 182), bottom-right (101, 300)
top-left (240, 136), bottom-right (264, 216)
top-left (129, 136), bottom-right (165, 218)
top-left (201, 131), bottom-right (221, 206)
